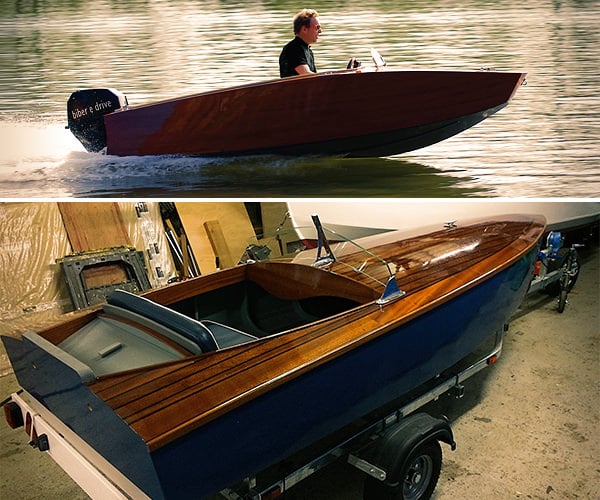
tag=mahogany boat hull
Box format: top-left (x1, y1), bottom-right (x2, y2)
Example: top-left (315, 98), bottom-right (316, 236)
top-left (2, 216), bottom-right (544, 499)
top-left (71, 69), bottom-right (526, 157)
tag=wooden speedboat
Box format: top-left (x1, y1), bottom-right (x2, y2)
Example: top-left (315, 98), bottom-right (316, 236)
top-left (2, 214), bottom-right (544, 498)
top-left (66, 66), bottom-right (526, 157)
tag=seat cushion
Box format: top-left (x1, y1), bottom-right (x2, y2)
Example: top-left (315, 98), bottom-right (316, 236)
top-left (107, 290), bottom-right (218, 352)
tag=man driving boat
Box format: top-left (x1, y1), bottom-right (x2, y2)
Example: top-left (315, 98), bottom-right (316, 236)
top-left (279, 9), bottom-right (322, 78)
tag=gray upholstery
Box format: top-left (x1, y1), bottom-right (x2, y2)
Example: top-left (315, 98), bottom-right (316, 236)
top-left (58, 316), bottom-right (184, 376)
top-left (107, 290), bottom-right (259, 352)
top-left (102, 304), bottom-right (203, 354)
top-left (107, 290), bottom-right (218, 352)
top-left (201, 320), bottom-right (258, 349)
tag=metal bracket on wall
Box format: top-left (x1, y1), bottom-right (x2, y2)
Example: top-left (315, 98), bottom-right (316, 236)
top-left (57, 246), bottom-right (151, 310)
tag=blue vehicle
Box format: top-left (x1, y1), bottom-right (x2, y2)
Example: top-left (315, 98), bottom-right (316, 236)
top-left (3, 215), bottom-right (545, 500)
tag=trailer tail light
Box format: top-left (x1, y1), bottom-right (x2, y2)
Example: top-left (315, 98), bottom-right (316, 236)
top-left (3, 401), bottom-right (24, 429)
top-left (260, 485), bottom-right (282, 499)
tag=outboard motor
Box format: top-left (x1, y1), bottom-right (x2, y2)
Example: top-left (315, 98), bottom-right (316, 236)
top-left (66, 89), bottom-right (127, 152)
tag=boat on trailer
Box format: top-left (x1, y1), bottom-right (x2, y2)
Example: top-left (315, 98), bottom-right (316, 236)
top-left (66, 54), bottom-right (526, 157)
top-left (2, 214), bottom-right (545, 499)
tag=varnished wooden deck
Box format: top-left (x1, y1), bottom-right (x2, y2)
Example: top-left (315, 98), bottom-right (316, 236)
top-left (78, 217), bottom-right (544, 450)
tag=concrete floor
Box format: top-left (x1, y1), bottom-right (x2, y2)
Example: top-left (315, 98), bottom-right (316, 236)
top-left (1, 244), bottom-right (598, 500)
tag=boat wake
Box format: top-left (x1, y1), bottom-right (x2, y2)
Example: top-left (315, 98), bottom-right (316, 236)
top-left (51, 153), bottom-right (322, 197)
top-left (0, 120), bottom-right (480, 198)
top-left (0, 138), bottom-right (300, 198)
top-left (1, 150), bottom-right (482, 198)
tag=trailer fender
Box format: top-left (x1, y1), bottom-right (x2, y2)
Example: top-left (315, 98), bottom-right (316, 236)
top-left (372, 413), bottom-right (455, 483)
top-left (357, 412), bottom-right (455, 499)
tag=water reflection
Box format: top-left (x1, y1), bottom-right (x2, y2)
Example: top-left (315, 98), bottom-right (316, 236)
top-left (0, 0), bottom-right (598, 197)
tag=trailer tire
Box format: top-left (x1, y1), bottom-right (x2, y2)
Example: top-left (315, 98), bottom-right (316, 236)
top-left (557, 288), bottom-right (568, 313)
top-left (363, 439), bottom-right (442, 500)
top-left (546, 248), bottom-right (580, 296)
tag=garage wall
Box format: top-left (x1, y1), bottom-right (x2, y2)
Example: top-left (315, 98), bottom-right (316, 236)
top-left (0, 202), bottom-right (176, 336)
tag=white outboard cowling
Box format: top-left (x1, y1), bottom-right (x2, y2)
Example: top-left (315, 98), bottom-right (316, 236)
top-left (67, 89), bottom-right (127, 152)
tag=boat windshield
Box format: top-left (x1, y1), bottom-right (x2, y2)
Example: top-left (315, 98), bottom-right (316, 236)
top-left (243, 215), bottom-right (404, 304)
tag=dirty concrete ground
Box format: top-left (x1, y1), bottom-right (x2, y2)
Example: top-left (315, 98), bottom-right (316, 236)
top-left (1, 244), bottom-right (598, 500)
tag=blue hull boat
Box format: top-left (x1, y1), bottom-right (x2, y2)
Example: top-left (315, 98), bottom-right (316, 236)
top-left (2, 215), bottom-right (545, 498)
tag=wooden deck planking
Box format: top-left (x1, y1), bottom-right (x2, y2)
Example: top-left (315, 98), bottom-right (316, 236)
top-left (101, 305), bottom-right (376, 418)
top-left (333, 223), bottom-right (520, 293)
top-left (86, 218), bottom-right (544, 450)
top-left (117, 306), bottom-right (383, 445)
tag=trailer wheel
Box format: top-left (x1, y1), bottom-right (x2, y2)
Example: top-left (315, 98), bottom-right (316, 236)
top-left (557, 288), bottom-right (568, 313)
top-left (546, 247), bottom-right (580, 296)
top-left (363, 439), bottom-right (442, 500)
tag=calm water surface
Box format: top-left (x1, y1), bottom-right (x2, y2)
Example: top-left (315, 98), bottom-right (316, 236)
top-left (0, 0), bottom-right (598, 197)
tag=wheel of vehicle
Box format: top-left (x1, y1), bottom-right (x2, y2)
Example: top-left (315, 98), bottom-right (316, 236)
top-left (363, 440), bottom-right (442, 500)
top-left (546, 248), bottom-right (580, 296)
top-left (557, 288), bottom-right (568, 313)
top-left (562, 250), bottom-right (580, 293)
